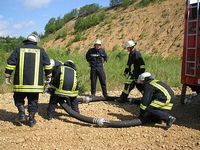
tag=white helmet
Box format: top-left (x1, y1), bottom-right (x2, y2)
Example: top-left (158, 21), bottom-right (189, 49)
top-left (50, 59), bottom-right (55, 67)
top-left (137, 72), bottom-right (152, 83)
top-left (94, 39), bottom-right (102, 45)
top-left (125, 40), bottom-right (136, 48)
top-left (27, 34), bottom-right (39, 43)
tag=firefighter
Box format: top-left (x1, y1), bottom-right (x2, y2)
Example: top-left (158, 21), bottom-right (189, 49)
top-left (43, 59), bottom-right (63, 93)
top-left (117, 40), bottom-right (145, 103)
top-left (137, 72), bottom-right (176, 129)
top-left (86, 39), bottom-right (108, 98)
top-left (47, 60), bottom-right (79, 120)
top-left (5, 34), bottom-right (52, 127)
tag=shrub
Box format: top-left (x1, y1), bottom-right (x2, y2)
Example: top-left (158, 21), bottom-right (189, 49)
top-left (74, 11), bottom-right (106, 32)
top-left (75, 45), bottom-right (81, 51)
top-left (112, 44), bottom-right (122, 51)
top-left (66, 40), bottom-right (73, 47)
top-left (78, 4), bottom-right (100, 17)
top-left (122, 0), bottom-right (133, 8)
top-left (55, 31), bottom-right (67, 40)
top-left (115, 50), bottom-right (127, 60)
top-left (63, 9), bottom-right (78, 23)
top-left (110, 0), bottom-right (134, 8)
top-left (0, 36), bottom-right (25, 52)
top-left (73, 33), bottom-right (85, 42)
top-left (135, 0), bottom-right (165, 9)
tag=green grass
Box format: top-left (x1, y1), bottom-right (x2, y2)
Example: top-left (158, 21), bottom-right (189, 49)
top-left (143, 54), bottom-right (181, 87)
top-left (48, 49), bottom-right (182, 92)
top-left (0, 49), bottom-right (182, 93)
top-left (0, 50), bottom-right (12, 93)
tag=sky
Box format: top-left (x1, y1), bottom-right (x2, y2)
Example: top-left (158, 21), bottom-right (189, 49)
top-left (0, 0), bottom-right (110, 37)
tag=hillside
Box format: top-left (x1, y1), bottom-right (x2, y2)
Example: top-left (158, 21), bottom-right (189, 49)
top-left (42, 0), bottom-right (185, 57)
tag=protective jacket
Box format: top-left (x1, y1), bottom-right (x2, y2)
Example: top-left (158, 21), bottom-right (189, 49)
top-left (52, 60), bottom-right (63, 77)
top-left (5, 41), bottom-right (52, 93)
top-left (140, 79), bottom-right (174, 111)
top-left (52, 65), bottom-right (78, 97)
top-left (86, 48), bottom-right (107, 69)
top-left (124, 48), bottom-right (145, 80)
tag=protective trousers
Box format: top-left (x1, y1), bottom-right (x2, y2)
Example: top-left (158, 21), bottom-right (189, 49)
top-left (90, 67), bottom-right (107, 97)
top-left (120, 80), bottom-right (144, 102)
top-left (47, 95), bottom-right (79, 114)
top-left (140, 106), bottom-right (170, 124)
top-left (47, 94), bottom-right (58, 115)
top-left (13, 92), bottom-right (39, 113)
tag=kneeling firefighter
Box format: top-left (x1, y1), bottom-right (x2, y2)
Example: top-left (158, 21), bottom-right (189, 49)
top-left (137, 72), bottom-right (176, 129)
top-left (47, 60), bottom-right (80, 120)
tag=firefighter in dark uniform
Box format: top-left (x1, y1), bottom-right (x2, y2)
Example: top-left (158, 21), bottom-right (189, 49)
top-left (5, 34), bottom-right (52, 127)
top-left (43, 59), bottom-right (63, 94)
top-left (137, 72), bottom-right (176, 129)
top-left (47, 60), bottom-right (79, 120)
top-left (117, 40), bottom-right (145, 103)
top-left (86, 39), bottom-right (108, 97)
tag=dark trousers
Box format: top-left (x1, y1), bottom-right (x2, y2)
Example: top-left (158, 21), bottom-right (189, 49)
top-left (90, 67), bottom-right (107, 97)
top-left (47, 95), bottom-right (79, 115)
top-left (13, 92), bottom-right (39, 113)
top-left (140, 106), bottom-right (170, 124)
top-left (120, 81), bottom-right (144, 101)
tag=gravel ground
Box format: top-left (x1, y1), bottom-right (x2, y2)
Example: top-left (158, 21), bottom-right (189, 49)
top-left (0, 90), bottom-right (199, 150)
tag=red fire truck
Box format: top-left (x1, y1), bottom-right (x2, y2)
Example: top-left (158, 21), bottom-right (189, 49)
top-left (181, 0), bottom-right (200, 103)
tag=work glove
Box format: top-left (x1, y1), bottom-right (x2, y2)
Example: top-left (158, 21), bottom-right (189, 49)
top-left (124, 68), bottom-right (130, 76)
top-left (43, 84), bottom-right (54, 94)
top-left (5, 73), bottom-right (12, 85)
top-left (45, 74), bottom-right (52, 84)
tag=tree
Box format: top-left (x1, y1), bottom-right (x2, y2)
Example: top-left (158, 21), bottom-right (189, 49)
top-left (122, 0), bottom-right (133, 7)
top-left (110, 0), bottom-right (133, 7)
top-left (78, 4), bottom-right (100, 17)
top-left (31, 31), bottom-right (39, 36)
top-left (110, 0), bottom-right (123, 7)
top-left (44, 18), bottom-right (56, 35)
top-left (64, 9), bottom-right (78, 23)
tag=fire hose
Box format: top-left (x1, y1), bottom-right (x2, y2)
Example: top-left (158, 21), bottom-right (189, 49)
top-left (59, 96), bottom-right (142, 128)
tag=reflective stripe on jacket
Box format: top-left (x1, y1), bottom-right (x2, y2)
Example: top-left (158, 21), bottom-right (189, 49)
top-left (5, 41), bottom-right (51, 93)
top-left (140, 79), bottom-right (174, 111)
top-left (52, 66), bottom-right (78, 97)
top-left (86, 48), bottom-right (107, 69)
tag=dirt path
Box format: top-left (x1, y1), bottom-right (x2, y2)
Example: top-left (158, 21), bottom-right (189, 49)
top-left (0, 91), bottom-right (200, 150)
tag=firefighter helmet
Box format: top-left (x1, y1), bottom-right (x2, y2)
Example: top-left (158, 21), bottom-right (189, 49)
top-left (137, 72), bottom-right (152, 83)
top-left (94, 39), bottom-right (102, 45)
top-left (27, 34), bottom-right (39, 43)
top-left (50, 59), bottom-right (55, 68)
top-left (64, 60), bottom-right (76, 70)
top-left (125, 40), bottom-right (136, 48)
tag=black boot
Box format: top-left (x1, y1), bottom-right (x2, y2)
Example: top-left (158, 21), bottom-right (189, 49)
top-left (116, 93), bottom-right (129, 103)
top-left (17, 105), bottom-right (26, 122)
top-left (47, 104), bottom-right (56, 120)
top-left (47, 111), bottom-right (54, 120)
top-left (28, 112), bottom-right (36, 127)
top-left (166, 116), bottom-right (176, 129)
